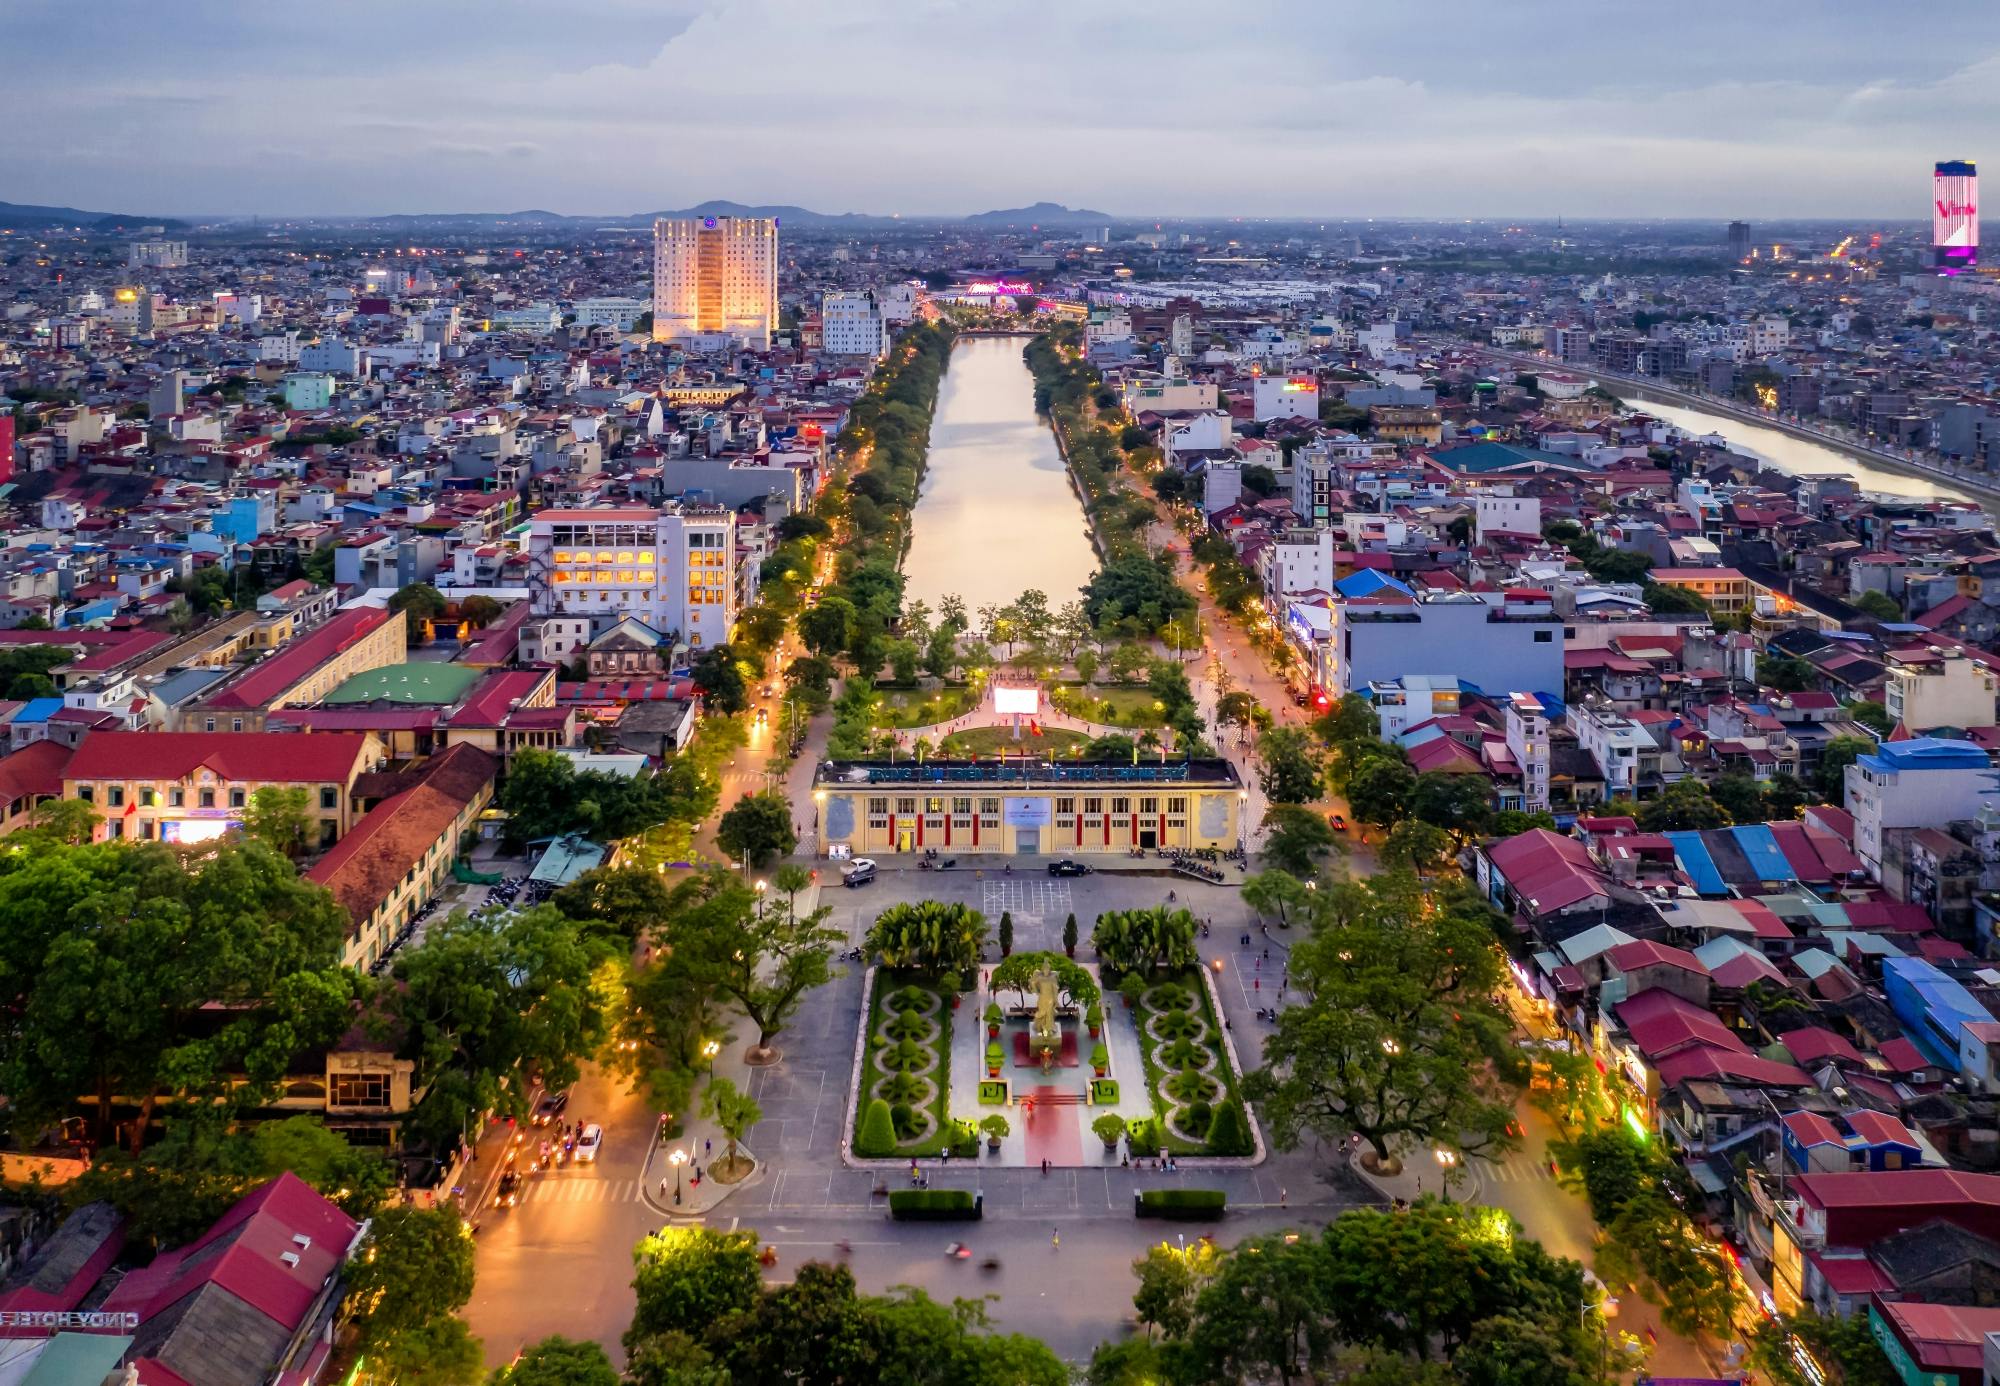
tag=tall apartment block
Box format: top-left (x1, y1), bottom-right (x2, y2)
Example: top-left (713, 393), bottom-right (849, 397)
top-left (651, 215), bottom-right (778, 349)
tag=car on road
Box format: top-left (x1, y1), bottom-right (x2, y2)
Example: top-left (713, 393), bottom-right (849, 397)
top-left (1047, 859), bottom-right (1093, 877)
top-left (574, 1123), bottom-right (603, 1163)
top-left (1326, 813), bottom-right (1347, 832)
top-left (495, 1169), bottom-right (520, 1207)
top-left (843, 858), bottom-right (877, 888)
top-left (532, 1087), bottom-right (570, 1126)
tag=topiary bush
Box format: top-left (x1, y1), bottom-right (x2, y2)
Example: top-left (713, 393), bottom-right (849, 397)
top-left (1184, 1098), bottom-right (1213, 1135)
top-left (1167, 1067), bottom-right (1216, 1103)
top-left (1205, 1098), bottom-right (1252, 1156)
top-left (856, 1097), bottom-right (896, 1156)
top-left (887, 1009), bottom-right (930, 1041)
top-left (1125, 1119), bottom-right (1161, 1158)
top-left (882, 1071), bottom-right (926, 1105)
top-left (891, 1037), bottom-right (923, 1070)
top-left (1135, 1188), bottom-right (1226, 1219)
top-left (891, 1101), bottom-right (920, 1137)
top-left (1163, 1037), bottom-right (1202, 1068)
top-left (1150, 982), bottom-right (1190, 1010)
top-left (891, 984), bottom-right (928, 1012)
top-left (1155, 1010), bottom-right (1201, 1041)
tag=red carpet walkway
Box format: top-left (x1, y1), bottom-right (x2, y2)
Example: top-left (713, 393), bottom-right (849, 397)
top-left (1011, 1030), bottom-right (1079, 1069)
top-left (1021, 1087), bottom-right (1084, 1167)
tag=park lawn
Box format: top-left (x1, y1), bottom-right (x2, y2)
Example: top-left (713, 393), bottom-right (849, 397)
top-left (872, 683), bottom-right (980, 729)
top-left (938, 726), bottom-right (1088, 758)
top-left (1051, 683), bottom-right (1170, 728)
top-left (856, 971), bottom-right (959, 1157)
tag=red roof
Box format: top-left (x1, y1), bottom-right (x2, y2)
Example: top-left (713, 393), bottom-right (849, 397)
top-left (1845, 1109), bottom-right (1918, 1148)
top-left (1877, 1037), bottom-right (1933, 1074)
top-left (1782, 1110), bottom-right (1844, 1147)
top-left (446, 669), bottom-right (549, 728)
top-left (1878, 1301), bottom-right (2000, 1370)
top-left (1485, 829), bottom-right (1608, 915)
top-left (0, 738), bottom-right (71, 804)
top-left (204, 607), bottom-right (393, 710)
top-left (64, 732), bottom-right (372, 785)
top-left (1607, 939), bottom-right (1708, 976)
top-left (1778, 1027), bottom-right (1864, 1066)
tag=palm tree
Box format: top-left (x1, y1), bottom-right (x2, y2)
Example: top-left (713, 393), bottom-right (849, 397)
top-left (866, 901), bottom-right (990, 978)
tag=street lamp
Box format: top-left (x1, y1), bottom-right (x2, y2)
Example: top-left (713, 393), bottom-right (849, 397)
top-left (669, 1147), bottom-right (688, 1205)
top-left (754, 879), bottom-right (768, 917)
top-left (702, 1039), bottom-right (721, 1077)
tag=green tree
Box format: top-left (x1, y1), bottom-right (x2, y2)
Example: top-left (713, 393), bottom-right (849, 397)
top-left (690, 644), bottom-right (750, 716)
top-left (1847, 699), bottom-right (1893, 736)
top-left (1636, 778), bottom-right (1730, 832)
top-left (666, 869), bottom-right (841, 1059)
top-left (1089, 906), bottom-right (1198, 976)
top-left (1757, 654), bottom-right (1818, 693)
top-left (1245, 873), bottom-right (1521, 1173)
top-left (1062, 912), bottom-right (1079, 957)
top-left (1132, 1240), bottom-right (1219, 1339)
top-left (23, 797), bottom-right (98, 845)
top-left (1818, 734), bottom-right (1874, 800)
top-left (1409, 771), bottom-right (1493, 835)
top-left (998, 910), bottom-right (1014, 957)
top-left (458, 594), bottom-right (505, 630)
top-left (1750, 1309), bottom-right (1898, 1386)
top-left (241, 784), bottom-right (313, 858)
top-left (1345, 753), bottom-right (1417, 828)
top-left (1710, 773), bottom-right (1768, 824)
top-left (1381, 819), bottom-right (1454, 874)
top-left (1180, 1232), bottom-right (1338, 1385)
top-left (1853, 590), bottom-right (1901, 621)
top-left (1313, 692), bottom-right (1381, 749)
top-left (1641, 582), bottom-right (1710, 615)
top-left (1258, 726), bottom-right (1325, 805)
top-left (855, 1097), bottom-right (897, 1156)
top-left (797, 596), bottom-right (858, 659)
top-left (626, 1227), bottom-right (763, 1351)
top-left (715, 792), bottom-right (797, 869)
top-left (699, 1076), bottom-right (761, 1176)
top-left (488, 1336), bottom-right (621, 1386)
top-left (345, 1206), bottom-right (479, 1379)
top-left (0, 838), bottom-right (357, 1152)
top-left (865, 900), bottom-right (990, 978)
top-left (388, 582), bottom-right (448, 643)
top-left (1081, 554), bottom-right (1197, 636)
top-left (552, 864), bottom-right (675, 943)
top-left (387, 904), bottom-right (607, 1151)
top-left (1262, 804), bottom-right (1338, 877)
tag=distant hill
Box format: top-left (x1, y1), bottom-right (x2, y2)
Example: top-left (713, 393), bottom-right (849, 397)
top-left (0, 200), bottom-right (187, 231)
top-left (964, 202), bottom-right (1112, 226)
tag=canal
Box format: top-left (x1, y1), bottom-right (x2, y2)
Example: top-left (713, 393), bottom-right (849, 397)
top-left (901, 335), bottom-right (1099, 612)
top-left (1622, 390), bottom-right (1975, 504)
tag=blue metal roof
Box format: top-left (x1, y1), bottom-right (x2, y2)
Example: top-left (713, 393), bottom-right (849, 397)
top-left (1859, 737), bottom-right (1991, 774)
top-left (1666, 831), bottom-right (1728, 896)
top-left (1729, 824), bottom-right (1796, 883)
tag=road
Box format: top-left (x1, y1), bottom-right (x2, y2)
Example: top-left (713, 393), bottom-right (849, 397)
top-left (464, 868), bottom-right (1378, 1369)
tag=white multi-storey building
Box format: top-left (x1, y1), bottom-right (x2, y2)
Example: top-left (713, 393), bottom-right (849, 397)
top-left (526, 505), bottom-right (738, 652)
top-left (821, 290), bottom-right (887, 359)
top-left (572, 297), bottom-right (650, 332)
top-left (128, 240), bottom-right (187, 269)
top-left (1252, 374), bottom-right (1318, 422)
top-left (652, 216), bottom-right (779, 349)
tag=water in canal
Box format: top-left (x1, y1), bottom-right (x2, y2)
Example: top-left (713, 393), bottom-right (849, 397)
top-left (1630, 393), bottom-right (1974, 504)
top-left (901, 336), bottom-right (1099, 612)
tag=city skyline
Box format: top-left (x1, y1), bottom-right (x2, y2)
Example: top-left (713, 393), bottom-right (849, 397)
top-left (6, 0), bottom-right (1997, 220)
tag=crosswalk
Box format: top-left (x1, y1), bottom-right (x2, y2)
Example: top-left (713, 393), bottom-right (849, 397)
top-left (979, 879), bottom-right (1074, 925)
top-left (1478, 1153), bottom-right (1556, 1185)
top-left (515, 1176), bottom-right (652, 1205)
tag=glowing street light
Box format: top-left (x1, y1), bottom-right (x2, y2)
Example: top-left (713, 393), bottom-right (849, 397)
top-left (669, 1147), bottom-right (688, 1205)
top-left (702, 1039), bottom-right (721, 1076)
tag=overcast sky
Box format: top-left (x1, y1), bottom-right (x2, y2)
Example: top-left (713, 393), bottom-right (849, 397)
top-left (5, 0), bottom-right (1994, 220)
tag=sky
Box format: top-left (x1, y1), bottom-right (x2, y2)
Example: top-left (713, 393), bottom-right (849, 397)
top-left (6, 0), bottom-right (1999, 221)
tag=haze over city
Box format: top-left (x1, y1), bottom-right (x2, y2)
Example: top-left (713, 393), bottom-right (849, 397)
top-left (8, 0), bottom-right (2000, 219)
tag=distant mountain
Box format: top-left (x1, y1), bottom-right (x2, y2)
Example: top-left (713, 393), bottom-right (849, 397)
top-left (0, 200), bottom-right (187, 231)
top-left (965, 202), bottom-right (1112, 226)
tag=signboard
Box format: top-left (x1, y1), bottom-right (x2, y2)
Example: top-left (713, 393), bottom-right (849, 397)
top-left (993, 686), bottom-right (1039, 716)
top-left (1934, 160), bottom-right (1978, 275)
top-left (1003, 797), bottom-right (1051, 828)
top-left (0, 1310), bottom-right (139, 1331)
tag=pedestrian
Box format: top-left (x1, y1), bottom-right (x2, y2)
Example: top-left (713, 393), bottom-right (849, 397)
top-left (1280, 1187), bottom-right (1288, 1206)
top-left (1262, 948), bottom-right (1269, 961)
top-left (1254, 977), bottom-right (1260, 992)
top-left (1052, 1227), bottom-right (1060, 1250)
top-left (705, 1138), bottom-right (712, 1157)
top-left (660, 1177), bottom-right (670, 1198)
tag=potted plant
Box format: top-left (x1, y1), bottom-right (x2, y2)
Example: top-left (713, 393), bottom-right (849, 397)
top-left (980, 1113), bottom-right (1010, 1152)
top-left (984, 1001), bottom-right (1003, 1039)
top-left (1085, 1002), bottom-right (1103, 1039)
top-left (1090, 1041), bottom-right (1109, 1078)
top-left (1119, 973), bottom-right (1146, 1010)
top-left (986, 1040), bottom-right (1003, 1078)
top-left (1093, 1113), bottom-right (1126, 1152)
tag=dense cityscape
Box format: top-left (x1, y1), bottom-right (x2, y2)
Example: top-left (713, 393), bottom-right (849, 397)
top-left (7, 9), bottom-right (2000, 1386)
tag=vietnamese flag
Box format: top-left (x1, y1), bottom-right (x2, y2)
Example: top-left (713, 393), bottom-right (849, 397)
top-left (1029, 720), bottom-right (1043, 737)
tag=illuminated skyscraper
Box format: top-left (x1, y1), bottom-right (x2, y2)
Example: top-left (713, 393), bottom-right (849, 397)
top-left (1934, 159), bottom-right (1978, 276)
top-left (651, 215), bottom-right (778, 348)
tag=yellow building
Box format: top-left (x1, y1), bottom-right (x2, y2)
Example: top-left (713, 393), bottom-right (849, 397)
top-left (1370, 406), bottom-right (1444, 445)
top-left (193, 606), bottom-right (408, 732)
top-left (815, 759), bottom-right (1245, 856)
top-left (1650, 567), bottom-right (1751, 615)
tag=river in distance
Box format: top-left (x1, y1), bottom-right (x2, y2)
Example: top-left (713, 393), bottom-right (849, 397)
top-left (1628, 393), bottom-right (1974, 505)
top-left (900, 335), bottom-right (1100, 613)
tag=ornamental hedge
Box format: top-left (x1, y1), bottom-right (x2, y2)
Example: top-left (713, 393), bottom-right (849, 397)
top-left (889, 1189), bottom-right (982, 1220)
top-left (1135, 1188), bottom-right (1227, 1219)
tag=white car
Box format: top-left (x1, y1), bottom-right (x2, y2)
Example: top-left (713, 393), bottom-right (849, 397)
top-left (574, 1123), bottom-right (603, 1163)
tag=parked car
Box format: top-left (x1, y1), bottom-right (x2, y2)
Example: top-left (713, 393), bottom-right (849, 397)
top-left (574, 1123), bottom-right (603, 1163)
top-left (843, 858), bottom-right (877, 888)
top-left (1048, 859), bottom-right (1093, 877)
top-left (532, 1087), bottom-right (571, 1126)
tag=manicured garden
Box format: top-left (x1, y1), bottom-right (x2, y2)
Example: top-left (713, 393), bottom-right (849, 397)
top-left (1047, 683), bottom-right (1171, 728)
top-left (937, 725), bottom-right (1089, 757)
top-left (853, 974), bottom-right (974, 1158)
top-left (1126, 970), bottom-right (1251, 1156)
top-left (870, 681), bottom-right (982, 730)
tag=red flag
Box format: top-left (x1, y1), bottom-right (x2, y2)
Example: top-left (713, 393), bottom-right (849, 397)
top-left (123, 800), bottom-right (137, 818)
top-left (1029, 720), bottom-right (1043, 737)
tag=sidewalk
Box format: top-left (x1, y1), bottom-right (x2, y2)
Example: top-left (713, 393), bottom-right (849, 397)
top-left (639, 1024), bottom-right (768, 1219)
